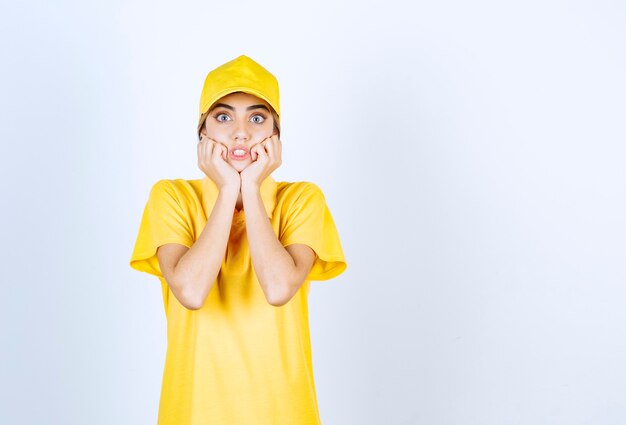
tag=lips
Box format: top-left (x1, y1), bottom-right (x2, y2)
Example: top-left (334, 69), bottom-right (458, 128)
top-left (230, 145), bottom-right (250, 160)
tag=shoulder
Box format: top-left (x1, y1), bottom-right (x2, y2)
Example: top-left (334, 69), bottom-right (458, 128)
top-left (274, 181), bottom-right (328, 221)
top-left (147, 177), bottom-right (203, 206)
top-left (276, 180), bottom-right (326, 206)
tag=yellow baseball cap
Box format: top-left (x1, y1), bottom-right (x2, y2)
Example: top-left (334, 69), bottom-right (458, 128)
top-left (197, 54), bottom-right (280, 139)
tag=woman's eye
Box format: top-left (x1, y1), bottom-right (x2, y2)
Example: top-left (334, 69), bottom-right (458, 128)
top-left (214, 112), bottom-right (265, 123)
top-left (251, 114), bottom-right (265, 124)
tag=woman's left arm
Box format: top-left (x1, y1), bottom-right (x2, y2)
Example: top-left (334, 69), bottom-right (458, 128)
top-left (240, 135), bottom-right (315, 306)
top-left (242, 181), bottom-right (315, 306)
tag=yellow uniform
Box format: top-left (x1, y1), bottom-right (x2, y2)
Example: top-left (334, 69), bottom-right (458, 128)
top-left (130, 174), bottom-right (347, 424)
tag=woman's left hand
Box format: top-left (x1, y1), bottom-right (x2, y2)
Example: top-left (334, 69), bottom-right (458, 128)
top-left (240, 135), bottom-right (282, 188)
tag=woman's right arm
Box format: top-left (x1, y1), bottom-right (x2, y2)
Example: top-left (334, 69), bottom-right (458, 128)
top-left (156, 135), bottom-right (242, 310)
top-left (156, 185), bottom-right (238, 310)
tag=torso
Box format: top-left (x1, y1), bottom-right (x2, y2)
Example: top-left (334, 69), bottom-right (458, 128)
top-left (131, 176), bottom-right (346, 424)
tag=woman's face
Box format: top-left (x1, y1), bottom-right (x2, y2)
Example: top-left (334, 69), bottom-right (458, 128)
top-left (200, 91), bottom-right (277, 173)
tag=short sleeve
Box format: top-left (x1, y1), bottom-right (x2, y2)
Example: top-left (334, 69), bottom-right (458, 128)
top-left (280, 183), bottom-right (347, 281)
top-left (129, 179), bottom-right (194, 278)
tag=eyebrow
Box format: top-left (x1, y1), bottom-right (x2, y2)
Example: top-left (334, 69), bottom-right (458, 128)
top-left (211, 103), bottom-right (270, 113)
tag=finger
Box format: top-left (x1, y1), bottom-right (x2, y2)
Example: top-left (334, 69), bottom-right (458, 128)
top-left (200, 137), bottom-right (207, 164)
top-left (265, 136), bottom-right (280, 165)
top-left (269, 135), bottom-right (279, 152)
top-left (256, 143), bottom-right (269, 160)
top-left (264, 139), bottom-right (274, 160)
top-left (207, 140), bottom-right (214, 164)
top-left (209, 141), bottom-right (220, 161)
top-left (214, 142), bottom-right (227, 163)
top-left (252, 144), bottom-right (263, 161)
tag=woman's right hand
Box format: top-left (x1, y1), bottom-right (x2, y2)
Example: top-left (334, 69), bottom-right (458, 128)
top-left (198, 136), bottom-right (241, 192)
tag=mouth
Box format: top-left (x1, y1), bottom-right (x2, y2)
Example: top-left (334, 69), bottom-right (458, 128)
top-left (230, 145), bottom-right (249, 161)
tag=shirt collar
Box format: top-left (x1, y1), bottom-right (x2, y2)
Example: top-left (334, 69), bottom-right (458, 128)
top-left (201, 174), bottom-right (278, 219)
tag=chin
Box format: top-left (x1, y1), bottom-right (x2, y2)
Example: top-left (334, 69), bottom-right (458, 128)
top-left (231, 160), bottom-right (250, 169)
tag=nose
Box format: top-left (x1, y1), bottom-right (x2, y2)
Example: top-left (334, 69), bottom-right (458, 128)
top-left (232, 120), bottom-right (250, 142)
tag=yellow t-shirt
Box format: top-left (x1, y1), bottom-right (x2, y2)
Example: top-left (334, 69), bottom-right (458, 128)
top-left (129, 174), bottom-right (347, 425)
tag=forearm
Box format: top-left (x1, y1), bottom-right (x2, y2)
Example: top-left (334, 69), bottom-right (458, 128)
top-left (241, 181), bottom-right (296, 305)
top-left (174, 185), bottom-right (238, 308)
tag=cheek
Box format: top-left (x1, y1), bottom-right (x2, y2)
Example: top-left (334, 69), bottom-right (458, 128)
top-left (251, 128), bottom-right (272, 141)
top-left (205, 124), bottom-right (227, 139)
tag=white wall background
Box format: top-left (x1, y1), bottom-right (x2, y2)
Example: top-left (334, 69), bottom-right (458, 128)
top-left (1, 0), bottom-right (625, 424)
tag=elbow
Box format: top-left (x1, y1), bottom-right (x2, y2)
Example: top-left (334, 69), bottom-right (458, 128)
top-left (265, 282), bottom-right (294, 307)
top-left (267, 296), bottom-right (288, 307)
top-left (268, 298), bottom-right (286, 307)
top-left (181, 288), bottom-right (206, 310)
top-left (181, 297), bottom-right (204, 311)
top-left (172, 279), bottom-right (206, 311)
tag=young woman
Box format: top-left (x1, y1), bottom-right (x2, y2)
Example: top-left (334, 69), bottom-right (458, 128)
top-left (130, 54), bottom-right (347, 425)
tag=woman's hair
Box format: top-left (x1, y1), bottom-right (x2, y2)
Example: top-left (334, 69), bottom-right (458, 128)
top-left (198, 91), bottom-right (280, 140)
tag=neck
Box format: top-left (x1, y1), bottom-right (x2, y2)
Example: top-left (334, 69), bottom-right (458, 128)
top-left (235, 191), bottom-right (243, 212)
